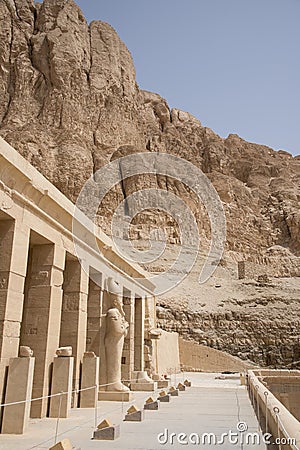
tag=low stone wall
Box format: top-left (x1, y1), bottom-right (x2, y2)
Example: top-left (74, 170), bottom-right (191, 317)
top-left (248, 369), bottom-right (300, 450)
top-left (238, 258), bottom-right (300, 279)
top-left (154, 330), bottom-right (180, 376)
top-left (179, 338), bottom-right (255, 372)
top-left (259, 372), bottom-right (300, 422)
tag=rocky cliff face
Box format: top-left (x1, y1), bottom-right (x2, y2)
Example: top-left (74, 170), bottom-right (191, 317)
top-left (0, 0), bottom-right (299, 367)
top-left (155, 254), bottom-right (300, 368)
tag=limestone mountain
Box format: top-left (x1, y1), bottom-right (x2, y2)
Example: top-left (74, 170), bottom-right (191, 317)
top-left (0, 0), bottom-right (299, 367)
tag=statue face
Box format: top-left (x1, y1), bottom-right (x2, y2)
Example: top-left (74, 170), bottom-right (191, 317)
top-left (106, 308), bottom-right (128, 336)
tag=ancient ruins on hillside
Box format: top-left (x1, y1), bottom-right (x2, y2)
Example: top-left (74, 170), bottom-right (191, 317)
top-left (0, 0), bottom-right (299, 369)
top-left (0, 0), bottom-right (299, 447)
top-left (0, 137), bottom-right (158, 425)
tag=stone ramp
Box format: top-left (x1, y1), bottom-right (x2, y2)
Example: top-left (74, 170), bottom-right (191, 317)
top-left (0, 373), bottom-right (266, 450)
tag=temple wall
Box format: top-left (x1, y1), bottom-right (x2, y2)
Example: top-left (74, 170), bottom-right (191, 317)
top-left (155, 330), bottom-right (180, 375)
top-left (260, 374), bottom-right (300, 422)
top-left (238, 259), bottom-right (300, 279)
top-left (179, 337), bottom-right (255, 372)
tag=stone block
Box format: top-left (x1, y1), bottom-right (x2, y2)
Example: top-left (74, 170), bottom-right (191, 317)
top-left (158, 394), bottom-right (170, 402)
top-left (97, 419), bottom-right (113, 429)
top-left (184, 379), bottom-right (191, 387)
top-left (2, 357), bottom-right (35, 434)
top-left (9, 227), bottom-right (30, 277)
top-left (93, 424), bottom-right (120, 440)
top-left (1, 320), bottom-right (20, 338)
top-left (80, 354), bottom-right (99, 408)
top-left (24, 285), bottom-right (61, 309)
top-left (177, 383), bottom-right (186, 391)
top-left (51, 268), bottom-right (64, 287)
top-left (56, 346), bottom-right (72, 357)
top-left (0, 335), bottom-right (20, 358)
top-left (124, 410), bottom-right (144, 422)
top-left (130, 381), bottom-right (157, 391)
top-left (19, 346), bottom-right (33, 357)
top-left (144, 400), bottom-right (159, 410)
top-left (157, 380), bottom-right (169, 389)
top-left (168, 388), bottom-right (179, 396)
top-left (49, 356), bottom-right (74, 418)
top-left (127, 404), bottom-right (139, 414)
top-left (152, 374), bottom-right (160, 381)
top-left (98, 391), bottom-right (133, 401)
top-left (6, 271), bottom-right (25, 293)
top-left (0, 290), bottom-right (24, 323)
top-left (84, 351), bottom-right (96, 357)
top-left (49, 438), bottom-right (73, 450)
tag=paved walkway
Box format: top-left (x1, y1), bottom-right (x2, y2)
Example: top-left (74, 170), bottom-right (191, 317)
top-left (0, 373), bottom-right (266, 450)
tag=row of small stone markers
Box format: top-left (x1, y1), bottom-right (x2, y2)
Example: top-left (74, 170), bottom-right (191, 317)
top-left (49, 379), bottom-right (192, 448)
top-left (92, 379), bottom-right (192, 441)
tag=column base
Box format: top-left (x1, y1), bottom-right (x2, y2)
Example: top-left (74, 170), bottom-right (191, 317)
top-left (130, 382), bottom-right (157, 391)
top-left (157, 380), bottom-right (169, 389)
top-left (98, 391), bottom-right (133, 401)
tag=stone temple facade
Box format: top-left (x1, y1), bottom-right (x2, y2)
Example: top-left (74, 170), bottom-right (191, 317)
top-left (0, 137), bottom-right (167, 432)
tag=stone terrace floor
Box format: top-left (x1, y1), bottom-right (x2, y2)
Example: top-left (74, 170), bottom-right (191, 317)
top-left (0, 372), bottom-right (266, 450)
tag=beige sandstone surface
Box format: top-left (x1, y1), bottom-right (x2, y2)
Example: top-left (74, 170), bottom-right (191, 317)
top-left (153, 244), bottom-right (300, 367)
top-left (0, 0), bottom-right (299, 367)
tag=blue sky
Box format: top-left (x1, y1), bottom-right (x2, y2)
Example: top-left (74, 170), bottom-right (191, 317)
top-left (75, 0), bottom-right (300, 156)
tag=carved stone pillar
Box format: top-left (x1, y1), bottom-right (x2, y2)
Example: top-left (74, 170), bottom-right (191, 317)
top-left (60, 259), bottom-right (89, 404)
top-left (0, 219), bottom-right (29, 403)
top-left (1, 355), bottom-right (35, 434)
top-left (134, 296), bottom-right (145, 372)
top-left (86, 277), bottom-right (103, 356)
top-left (21, 244), bottom-right (65, 418)
top-left (121, 292), bottom-right (135, 382)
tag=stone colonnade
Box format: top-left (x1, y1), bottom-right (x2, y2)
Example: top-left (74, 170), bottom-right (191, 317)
top-left (0, 137), bottom-right (157, 428)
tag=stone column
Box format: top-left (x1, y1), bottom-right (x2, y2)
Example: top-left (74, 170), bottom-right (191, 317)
top-left (86, 278), bottom-right (103, 356)
top-left (49, 355), bottom-right (74, 418)
top-left (144, 296), bottom-right (155, 375)
top-left (1, 356), bottom-right (35, 434)
top-left (21, 243), bottom-right (65, 418)
top-left (134, 296), bottom-right (145, 372)
top-left (0, 219), bottom-right (30, 403)
top-left (122, 292), bottom-right (135, 382)
top-left (60, 260), bottom-right (89, 404)
top-left (80, 352), bottom-right (99, 408)
top-left (145, 296), bottom-right (156, 330)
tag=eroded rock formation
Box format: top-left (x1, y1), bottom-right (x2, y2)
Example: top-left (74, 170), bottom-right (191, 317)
top-left (0, 0), bottom-right (299, 367)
